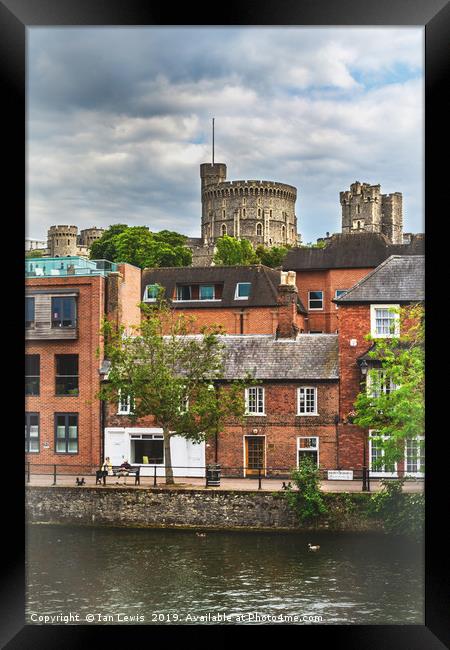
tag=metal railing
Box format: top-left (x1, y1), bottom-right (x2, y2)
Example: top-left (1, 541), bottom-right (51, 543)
top-left (25, 463), bottom-right (419, 491)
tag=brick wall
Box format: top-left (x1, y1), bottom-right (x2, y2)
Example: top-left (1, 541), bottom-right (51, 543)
top-left (293, 268), bottom-right (374, 332)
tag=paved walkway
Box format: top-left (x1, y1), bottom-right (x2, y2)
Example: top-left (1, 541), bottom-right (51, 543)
top-left (26, 474), bottom-right (424, 493)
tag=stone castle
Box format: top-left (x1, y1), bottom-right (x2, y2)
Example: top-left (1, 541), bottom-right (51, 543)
top-left (25, 226), bottom-right (105, 257)
top-left (340, 182), bottom-right (403, 244)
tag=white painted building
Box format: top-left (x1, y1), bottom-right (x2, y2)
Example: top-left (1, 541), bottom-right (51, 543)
top-left (104, 427), bottom-right (205, 477)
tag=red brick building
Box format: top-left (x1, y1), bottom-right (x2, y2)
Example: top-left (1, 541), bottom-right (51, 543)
top-left (25, 257), bottom-right (141, 470)
top-left (283, 232), bottom-right (424, 333)
top-left (334, 255), bottom-right (425, 477)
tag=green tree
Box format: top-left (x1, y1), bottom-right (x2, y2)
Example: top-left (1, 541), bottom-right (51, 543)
top-left (300, 240), bottom-right (327, 249)
top-left (353, 303), bottom-right (425, 471)
top-left (254, 244), bottom-right (290, 268)
top-left (284, 456), bottom-right (328, 523)
top-left (25, 250), bottom-right (45, 258)
top-left (90, 225), bottom-right (192, 268)
top-left (99, 301), bottom-right (249, 484)
top-left (213, 236), bottom-right (258, 266)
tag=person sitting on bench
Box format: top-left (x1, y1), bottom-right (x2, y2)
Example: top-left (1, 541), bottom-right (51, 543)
top-left (116, 459), bottom-right (132, 485)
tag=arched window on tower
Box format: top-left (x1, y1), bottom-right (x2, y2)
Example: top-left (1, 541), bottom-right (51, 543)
top-left (221, 224), bottom-right (227, 236)
top-left (257, 208), bottom-right (261, 217)
top-left (256, 223), bottom-right (263, 236)
top-left (281, 225), bottom-right (286, 242)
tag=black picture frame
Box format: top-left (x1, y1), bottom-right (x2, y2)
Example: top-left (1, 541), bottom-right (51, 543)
top-left (4, 0), bottom-right (449, 647)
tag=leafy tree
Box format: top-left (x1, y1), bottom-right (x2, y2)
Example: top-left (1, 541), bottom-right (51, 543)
top-left (213, 235), bottom-right (258, 266)
top-left (90, 224), bottom-right (129, 261)
top-left (90, 224), bottom-right (192, 268)
top-left (353, 303), bottom-right (425, 472)
top-left (368, 478), bottom-right (424, 540)
top-left (300, 240), bottom-right (327, 249)
top-left (99, 301), bottom-right (250, 484)
top-left (254, 244), bottom-right (290, 268)
top-left (26, 250), bottom-right (45, 258)
top-left (284, 456), bottom-right (328, 523)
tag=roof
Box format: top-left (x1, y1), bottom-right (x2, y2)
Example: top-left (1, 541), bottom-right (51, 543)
top-left (219, 334), bottom-right (338, 380)
top-left (334, 255), bottom-right (424, 303)
top-left (283, 233), bottom-right (425, 271)
top-left (99, 334), bottom-right (339, 381)
top-left (141, 264), bottom-right (307, 313)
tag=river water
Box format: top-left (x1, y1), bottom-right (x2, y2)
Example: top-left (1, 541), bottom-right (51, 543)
top-left (26, 525), bottom-right (423, 625)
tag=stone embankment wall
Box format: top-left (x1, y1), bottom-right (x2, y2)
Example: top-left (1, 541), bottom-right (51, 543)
top-left (26, 487), bottom-right (382, 532)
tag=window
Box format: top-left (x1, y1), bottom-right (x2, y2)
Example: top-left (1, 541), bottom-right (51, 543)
top-left (308, 291), bottom-right (323, 310)
top-left (176, 285), bottom-right (192, 301)
top-left (309, 331), bottom-right (323, 334)
top-left (256, 223), bottom-right (263, 236)
top-left (25, 355), bottom-right (40, 396)
top-left (405, 437), bottom-right (425, 477)
top-left (145, 284), bottom-right (161, 301)
top-left (298, 437), bottom-right (319, 467)
top-left (298, 387), bottom-right (318, 415)
top-left (335, 289), bottom-right (348, 309)
top-left (117, 390), bottom-right (134, 415)
top-left (245, 387), bottom-right (265, 415)
top-left (55, 413), bottom-right (78, 454)
top-left (221, 224), bottom-right (227, 236)
top-left (25, 297), bottom-right (35, 328)
top-left (367, 368), bottom-right (397, 398)
top-left (130, 434), bottom-right (164, 464)
top-left (25, 413), bottom-right (39, 453)
top-left (369, 431), bottom-right (397, 476)
top-left (370, 305), bottom-right (400, 338)
top-left (235, 282), bottom-right (251, 299)
top-left (199, 285), bottom-right (215, 300)
top-left (51, 297), bottom-right (76, 328)
top-left (257, 208), bottom-right (261, 217)
top-left (55, 355), bottom-right (79, 396)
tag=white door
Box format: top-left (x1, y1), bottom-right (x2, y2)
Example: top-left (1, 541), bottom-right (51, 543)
top-left (104, 429), bottom-right (127, 465)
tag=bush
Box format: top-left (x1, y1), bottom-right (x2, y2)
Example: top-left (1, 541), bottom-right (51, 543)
top-left (369, 478), bottom-right (424, 540)
top-left (284, 457), bottom-right (328, 523)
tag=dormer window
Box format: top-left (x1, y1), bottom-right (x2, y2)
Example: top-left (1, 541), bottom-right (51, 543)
top-left (144, 284), bottom-right (161, 301)
top-left (177, 285), bottom-right (192, 301)
top-left (199, 285), bottom-right (214, 300)
top-left (235, 283), bottom-right (251, 299)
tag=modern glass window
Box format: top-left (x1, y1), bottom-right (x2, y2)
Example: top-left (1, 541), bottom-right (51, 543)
top-left (308, 291), bottom-right (323, 310)
top-left (25, 355), bottom-right (40, 396)
top-left (199, 285), bottom-right (215, 300)
top-left (130, 434), bottom-right (164, 464)
top-left (245, 387), bottom-right (265, 415)
top-left (51, 297), bottom-right (77, 328)
top-left (405, 437), bottom-right (425, 476)
top-left (25, 413), bottom-right (39, 453)
top-left (370, 305), bottom-right (400, 338)
top-left (298, 437), bottom-right (319, 467)
top-left (55, 355), bottom-right (79, 396)
top-left (25, 297), bottom-right (35, 328)
top-left (145, 284), bottom-right (161, 301)
top-left (176, 285), bottom-right (192, 301)
top-left (298, 387), bottom-right (318, 415)
top-left (55, 413), bottom-right (78, 454)
top-left (236, 282), bottom-right (251, 299)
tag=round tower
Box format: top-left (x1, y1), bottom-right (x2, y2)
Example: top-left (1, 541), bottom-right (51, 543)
top-left (47, 225), bottom-right (79, 257)
top-left (79, 227), bottom-right (105, 248)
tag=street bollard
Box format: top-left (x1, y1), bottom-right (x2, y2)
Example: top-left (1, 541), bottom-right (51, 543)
top-left (53, 464), bottom-right (57, 486)
top-left (258, 468), bottom-right (262, 490)
top-left (154, 465), bottom-right (157, 487)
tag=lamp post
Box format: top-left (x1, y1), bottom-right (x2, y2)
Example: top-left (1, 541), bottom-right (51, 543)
top-left (358, 359), bottom-right (370, 491)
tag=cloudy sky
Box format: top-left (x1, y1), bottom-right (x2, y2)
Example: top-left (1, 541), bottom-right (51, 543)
top-left (27, 27), bottom-right (424, 243)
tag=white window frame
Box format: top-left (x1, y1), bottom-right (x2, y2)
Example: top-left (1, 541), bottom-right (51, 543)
top-left (370, 304), bottom-right (400, 338)
top-left (117, 390), bottom-right (133, 415)
top-left (297, 436), bottom-right (319, 468)
top-left (308, 290), bottom-right (323, 311)
top-left (235, 282), bottom-right (251, 300)
top-left (366, 368), bottom-right (397, 398)
top-left (297, 387), bottom-right (318, 416)
top-left (143, 284), bottom-right (161, 302)
top-left (199, 284), bottom-right (215, 300)
top-left (129, 432), bottom-right (164, 465)
top-left (404, 437), bottom-right (424, 478)
top-left (369, 430), bottom-right (398, 477)
top-left (245, 386), bottom-right (265, 416)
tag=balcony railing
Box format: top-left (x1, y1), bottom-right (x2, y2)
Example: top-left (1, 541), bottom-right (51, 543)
top-left (25, 257), bottom-right (118, 278)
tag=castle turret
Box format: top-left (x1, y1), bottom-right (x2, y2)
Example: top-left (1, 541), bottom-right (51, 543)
top-left (47, 225), bottom-right (79, 257)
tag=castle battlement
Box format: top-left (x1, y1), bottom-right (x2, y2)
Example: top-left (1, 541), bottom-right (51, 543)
top-left (341, 182), bottom-right (403, 244)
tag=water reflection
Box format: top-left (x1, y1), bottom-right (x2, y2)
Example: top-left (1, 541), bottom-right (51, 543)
top-left (26, 526), bottom-right (423, 625)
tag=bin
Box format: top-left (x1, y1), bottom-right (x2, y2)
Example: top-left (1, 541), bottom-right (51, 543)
top-left (206, 464), bottom-right (221, 487)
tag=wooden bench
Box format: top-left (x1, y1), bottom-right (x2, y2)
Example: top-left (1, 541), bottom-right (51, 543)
top-left (96, 465), bottom-right (141, 486)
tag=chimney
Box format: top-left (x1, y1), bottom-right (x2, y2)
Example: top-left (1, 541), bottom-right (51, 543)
top-left (277, 271), bottom-right (299, 338)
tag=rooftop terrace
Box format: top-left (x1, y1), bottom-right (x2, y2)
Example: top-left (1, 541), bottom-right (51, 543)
top-left (25, 256), bottom-right (118, 278)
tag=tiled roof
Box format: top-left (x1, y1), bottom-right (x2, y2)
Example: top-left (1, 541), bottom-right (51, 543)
top-left (219, 334), bottom-right (339, 380)
top-left (141, 264), bottom-right (307, 313)
top-left (334, 255), bottom-right (424, 303)
top-left (283, 233), bottom-right (425, 270)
